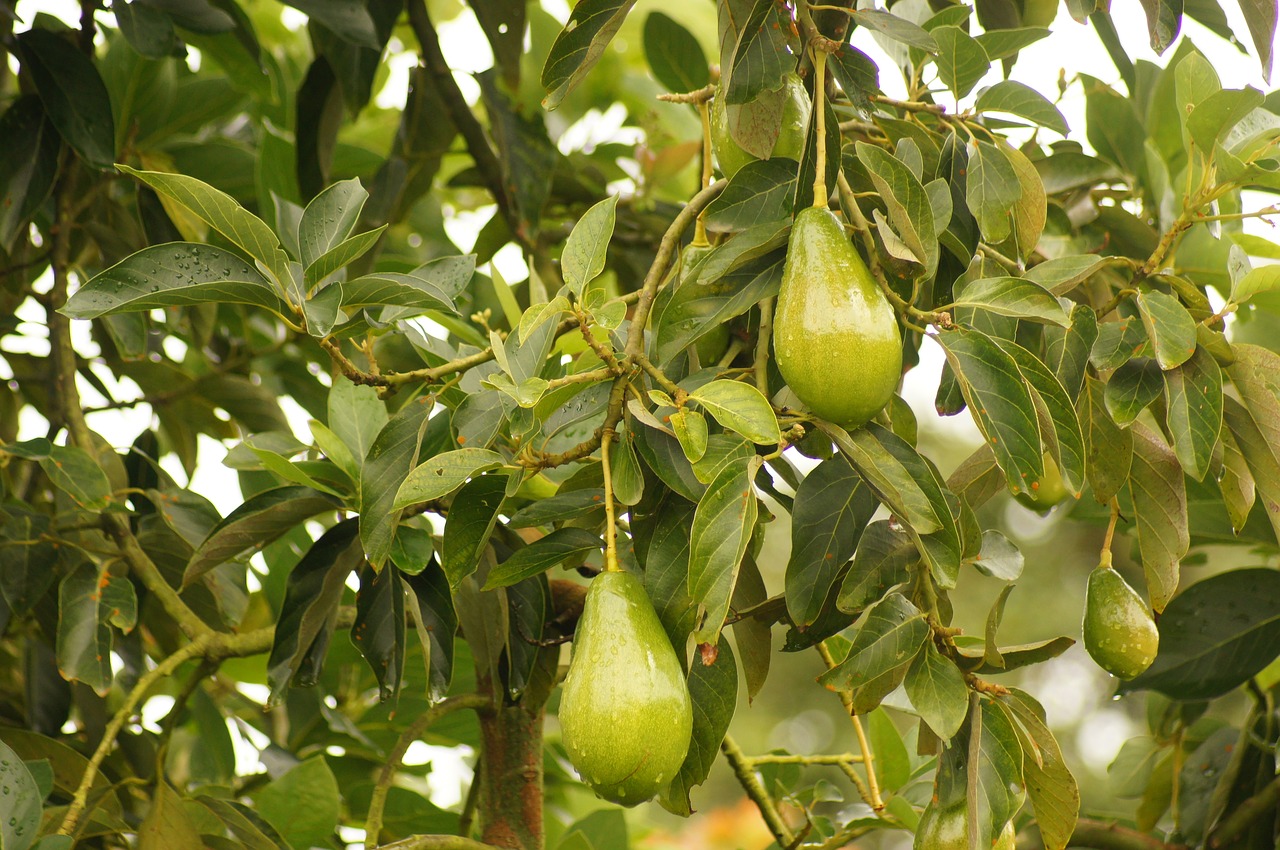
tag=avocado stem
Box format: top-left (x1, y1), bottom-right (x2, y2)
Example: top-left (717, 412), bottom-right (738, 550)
top-left (600, 429), bottom-right (621, 572)
top-left (816, 641), bottom-right (885, 811)
top-left (1099, 497), bottom-right (1121, 570)
top-left (811, 48), bottom-right (829, 209)
top-left (693, 101), bottom-right (713, 248)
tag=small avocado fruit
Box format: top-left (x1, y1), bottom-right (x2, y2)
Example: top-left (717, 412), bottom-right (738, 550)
top-left (914, 800), bottom-right (1016, 850)
top-left (711, 73), bottom-right (810, 179)
top-left (774, 206), bottom-right (902, 428)
top-left (1083, 567), bottom-right (1160, 680)
top-left (559, 570), bottom-right (693, 806)
top-left (1013, 452), bottom-right (1072, 513)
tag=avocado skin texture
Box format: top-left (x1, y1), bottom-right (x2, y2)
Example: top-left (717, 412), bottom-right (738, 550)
top-left (711, 74), bottom-right (810, 179)
top-left (913, 802), bottom-right (1015, 850)
top-left (559, 571), bottom-right (693, 806)
top-left (1083, 568), bottom-right (1159, 680)
top-left (774, 207), bottom-right (902, 428)
top-left (1014, 452), bottom-right (1071, 513)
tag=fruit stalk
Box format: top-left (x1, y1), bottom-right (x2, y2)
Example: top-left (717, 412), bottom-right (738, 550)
top-left (694, 101), bottom-right (713, 248)
top-left (817, 641), bottom-right (884, 810)
top-left (811, 47), bottom-right (829, 209)
top-left (600, 430), bottom-right (620, 572)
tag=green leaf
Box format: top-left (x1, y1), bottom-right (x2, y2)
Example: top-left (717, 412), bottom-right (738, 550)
top-left (298, 177), bottom-right (368, 266)
top-left (661, 637), bottom-right (737, 815)
top-left (704, 159), bottom-right (797, 232)
top-left (837, 520), bottom-right (917, 613)
top-left (971, 530), bottom-right (1024, 580)
top-left (1163, 347), bottom-right (1222, 481)
top-left (403, 562), bottom-right (456, 701)
top-left (610, 423), bottom-right (645, 506)
top-left (723, 0), bottom-right (792, 104)
top-left (183, 486), bottom-right (341, 586)
top-left (867, 708), bottom-right (912, 792)
top-left (786, 455), bottom-right (878, 627)
top-left (483, 528), bottom-right (602, 589)
top-left (139, 782), bottom-right (203, 850)
top-left (851, 9), bottom-right (937, 50)
top-left (267, 519), bottom-right (363, 702)
top-left (303, 226), bottom-right (385, 288)
top-left (1082, 375), bottom-right (1133, 503)
top-left (16, 29), bottom-right (115, 170)
top-left (975, 81), bottom-right (1069, 135)
top-left (857, 142), bottom-right (939, 277)
top-left (1026, 255), bottom-right (1105, 295)
top-left (690, 380), bottom-right (780, 445)
top-left (39, 445), bottom-right (111, 510)
top-left (1105, 358), bottom-right (1164, 427)
top-left (1236, 0), bottom-right (1277, 80)
top-left (327, 380), bottom-right (387, 472)
top-left (255, 757), bottom-right (340, 850)
top-left (360, 397), bottom-right (443, 569)
top-left (1136, 289), bottom-right (1197, 370)
top-left (932, 25), bottom-right (991, 99)
top-left (670, 408), bottom-right (709, 463)
top-left (0, 97), bottom-right (59, 247)
top-left (561, 195), bottom-right (618, 298)
top-left (282, 0), bottom-right (379, 46)
top-left (817, 593), bottom-right (929, 712)
top-left (442, 473), bottom-right (508, 587)
top-left (905, 640), bottom-right (968, 739)
top-left (689, 456), bottom-right (760, 645)
top-left (1127, 422), bottom-right (1188, 612)
top-left (1122, 568), bottom-right (1280, 699)
top-left (951, 276), bottom-right (1069, 325)
top-left (641, 502), bottom-right (699, 662)
top-left (507, 487), bottom-right (605, 528)
top-left (1000, 689), bottom-right (1079, 850)
top-left (540, 0), bottom-right (638, 109)
top-left (352, 563), bottom-right (406, 700)
top-left (1225, 345), bottom-right (1280, 543)
top-left (62, 243), bottom-right (286, 319)
top-left (1230, 264), bottom-right (1280, 304)
top-left (0, 739), bottom-right (40, 850)
top-left (938, 327), bottom-right (1044, 498)
top-left (393, 448), bottom-right (505, 510)
top-left (992, 338), bottom-right (1087, 496)
top-left (643, 12), bottom-right (709, 94)
top-left (935, 701), bottom-right (1025, 839)
top-left (1187, 87), bottom-right (1265, 151)
top-left (56, 561), bottom-right (113, 697)
top-left (966, 140), bottom-right (1021, 243)
top-left (334, 271), bottom-right (457, 315)
top-left (117, 166), bottom-right (293, 295)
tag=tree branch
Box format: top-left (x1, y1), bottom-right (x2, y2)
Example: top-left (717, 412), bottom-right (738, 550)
top-left (1208, 774), bottom-right (1280, 848)
top-left (721, 733), bottom-right (796, 848)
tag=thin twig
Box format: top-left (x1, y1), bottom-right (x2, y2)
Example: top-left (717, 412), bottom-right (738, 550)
top-left (754, 297), bottom-right (773, 395)
top-left (721, 734), bottom-right (796, 847)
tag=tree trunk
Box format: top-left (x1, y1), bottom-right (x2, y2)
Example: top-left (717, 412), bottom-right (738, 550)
top-left (478, 697), bottom-right (547, 850)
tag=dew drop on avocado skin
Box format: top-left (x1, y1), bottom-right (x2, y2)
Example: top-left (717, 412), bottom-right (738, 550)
top-left (774, 207), bottom-right (902, 429)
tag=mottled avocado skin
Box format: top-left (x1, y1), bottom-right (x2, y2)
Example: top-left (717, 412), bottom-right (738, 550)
top-left (1083, 568), bottom-right (1160, 680)
top-left (559, 571), bottom-right (693, 806)
top-left (711, 73), bottom-right (810, 179)
top-left (774, 207), bottom-right (902, 428)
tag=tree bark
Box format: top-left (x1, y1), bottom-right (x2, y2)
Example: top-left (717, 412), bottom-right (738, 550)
top-left (477, 681), bottom-right (550, 850)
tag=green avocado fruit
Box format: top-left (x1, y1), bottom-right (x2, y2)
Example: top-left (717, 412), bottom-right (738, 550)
top-left (1014, 452), bottom-right (1072, 513)
top-left (774, 206), bottom-right (902, 428)
top-left (559, 570), bottom-right (693, 806)
top-left (914, 801), bottom-right (1016, 850)
top-left (711, 73), bottom-right (810, 179)
top-left (1083, 567), bottom-right (1160, 680)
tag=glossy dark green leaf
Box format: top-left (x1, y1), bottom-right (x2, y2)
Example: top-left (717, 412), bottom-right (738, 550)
top-left (723, 0), bottom-right (792, 105)
top-left (660, 637), bottom-right (737, 816)
top-left (1137, 289), bottom-right (1197, 370)
top-left (1082, 375), bottom-right (1132, 503)
top-left (704, 159), bottom-right (796, 232)
top-left (254, 757), bottom-right (341, 849)
top-left (786, 455), bottom-right (877, 627)
top-left (442, 474), bottom-right (508, 587)
top-left (540, 0), bottom-right (638, 109)
top-left (689, 456), bottom-right (760, 645)
top-left (1105, 357), bottom-right (1164, 427)
top-left (266, 518), bottom-right (363, 702)
top-left (1000, 689), bottom-right (1079, 850)
top-left (117, 166), bottom-right (293, 293)
top-left (327, 380), bottom-right (387, 472)
top-left (1090, 315), bottom-right (1148, 372)
top-left (934, 700), bottom-right (1025, 840)
top-left (975, 80), bottom-right (1068, 134)
top-left (561, 195), bottom-right (618, 298)
top-left (507, 487), bottom-right (605, 528)
top-left (610, 423), bottom-right (645, 506)
top-left (352, 562), bottom-right (406, 700)
top-left (39, 445), bottom-right (111, 511)
top-left (16, 29), bottom-right (115, 170)
top-left (939, 327), bottom-right (1044, 498)
top-left (827, 44), bottom-right (882, 111)
top-left (951, 276), bottom-right (1070, 325)
top-left (298, 177), bottom-right (367, 267)
top-left (0, 97), bottom-right (59, 247)
top-left (817, 593), bottom-right (928, 712)
top-left (836, 520), bottom-right (917, 613)
top-left (184, 486), bottom-right (339, 586)
top-left (0, 512), bottom-right (56, 616)
top-left (0, 738), bottom-right (40, 850)
top-left (857, 141), bottom-right (939, 276)
top-left (402, 561), bottom-right (456, 701)
top-left (394, 447), bottom-right (505, 510)
top-left (641, 500), bottom-right (698, 663)
top-left (483, 528), bottom-right (601, 589)
top-left (633, 423), bottom-right (706, 502)
top-left (1123, 569), bottom-right (1280, 699)
top-left (282, 0), bottom-right (379, 46)
top-left (56, 560), bottom-right (113, 696)
top-left (643, 12), bottom-right (709, 94)
top-left (1127, 423), bottom-right (1188, 612)
top-left (993, 337), bottom-right (1086, 496)
top-left (932, 25), bottom-right (991, 98)
top-left (1046, 304), bottom-right (1099, 399)
top-left (905, 640), bottom-right (968, 739)
top-left (851, 9), bottom-right (937, 50)
top-left (1163, 346), bottom-right (1222, 481)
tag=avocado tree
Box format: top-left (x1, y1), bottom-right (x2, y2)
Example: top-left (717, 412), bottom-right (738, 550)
top-left (2, 0), bottom-right (1280, 848)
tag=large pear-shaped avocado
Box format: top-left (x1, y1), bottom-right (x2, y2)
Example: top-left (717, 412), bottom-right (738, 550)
top-left (774, 206), bottom-right (902, 428)
top-left (559, 571), bottom-right (693, 806)
top-left (711, 73), bottom-right (810, 179)
top-left (913, 801), bottom-right (1015, 850)
top-left (1083, 567), bottom-right (1159, 679)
